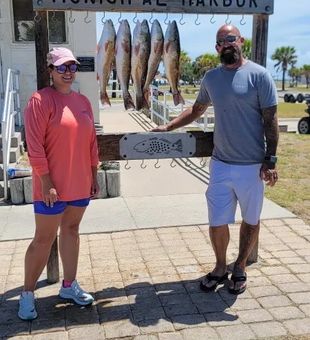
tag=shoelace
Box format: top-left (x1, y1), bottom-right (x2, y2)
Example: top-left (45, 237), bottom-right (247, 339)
top-left (72, 283), bottom-right (87, 299)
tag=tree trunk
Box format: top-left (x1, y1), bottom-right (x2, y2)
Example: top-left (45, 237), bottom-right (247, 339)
top-left (282, 69), bottom-right (285, 91)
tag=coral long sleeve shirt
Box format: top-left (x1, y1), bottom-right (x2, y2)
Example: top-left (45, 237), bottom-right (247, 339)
top-left (24, 87), bottom-right (99, 201)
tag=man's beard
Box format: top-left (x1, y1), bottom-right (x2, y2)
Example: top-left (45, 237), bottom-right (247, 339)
top-left (220, 47), bottom-right (241, 65)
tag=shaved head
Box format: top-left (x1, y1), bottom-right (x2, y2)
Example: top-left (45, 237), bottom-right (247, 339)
top-left (216, 25), bottom-right (241, 40)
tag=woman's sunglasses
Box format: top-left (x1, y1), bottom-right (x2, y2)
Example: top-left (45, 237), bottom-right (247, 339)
top-left (51, 64), bottom-right (78, 74)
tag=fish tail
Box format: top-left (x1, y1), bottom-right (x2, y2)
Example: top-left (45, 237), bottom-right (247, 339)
top-left (123, 92), bottom-right (135, 110)
top-left (100, 91), bottom-right (111, 106)
top-left (173, 92), bottom-right (185, 106)
top-left (135, 94), bottom-right (145, 111)
top-left (174, 139), bottom-right (183, 152)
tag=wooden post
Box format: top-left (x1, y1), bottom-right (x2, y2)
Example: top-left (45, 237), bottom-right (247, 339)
top-left (34, 10), bottom-right (59, 283)
top-left (251, 14), bottom-right (269, 67)
top-left (249, 14), bottom-right (269, 264)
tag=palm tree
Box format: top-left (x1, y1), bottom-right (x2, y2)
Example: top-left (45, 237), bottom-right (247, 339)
top-left (242, 38), bottom-right (252, 59)
top-left (179, 50), bottom-right (194, 84)
top-left (271, 46), bottom-right (297, 91)
top-left (193, 53), bottom-right (220, 81)
top-left (301, 65), bottom-right (310, 88)
top-left (288, 67), bottom-right (302, 87)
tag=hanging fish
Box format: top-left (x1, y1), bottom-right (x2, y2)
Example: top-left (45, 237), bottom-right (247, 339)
top-left (115, 20), bottom-right (135, 110)
top-left (131, 19), bottom-right (151, 111)
top-left (97, 19), bottom-right (116, 106)
top-left (134, 137), bottom-right (182, 155)
top-left (143, 19), bottom-right (164, 104)
top-left (163, 20), bottom-right (185, 106)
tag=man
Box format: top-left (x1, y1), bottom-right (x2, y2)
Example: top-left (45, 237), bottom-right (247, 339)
top-left (152, 24), bottom-right (279, 294)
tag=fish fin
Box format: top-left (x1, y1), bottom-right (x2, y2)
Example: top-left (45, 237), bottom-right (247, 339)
top-left (100, 91), bottom-right (111, 106)
top-left (134, 43), bottom-right (140, 56)
top-left (165, 42), bottom-right (171, 54)
top-left (135, 93), bottom-right (149, 111)
top-left (123, 92), bottom-right (135, 110)
top-left (122, 41), bottom-right (130, 54)
top-left (154, 41), bottom-right (163, 54)
top-left (143, 88), bottom-right (150, 105)
top-left (173, 92), bottom-right (185, 106)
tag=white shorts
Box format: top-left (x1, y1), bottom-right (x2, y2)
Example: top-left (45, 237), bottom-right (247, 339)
top-left (206, 159), bottom-right (264, 227)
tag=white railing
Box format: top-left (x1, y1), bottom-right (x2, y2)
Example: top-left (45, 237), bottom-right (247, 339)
top-left (1, 68), bottom-right (21, 200)
top-left (150, 85), bottom-right (214, 131)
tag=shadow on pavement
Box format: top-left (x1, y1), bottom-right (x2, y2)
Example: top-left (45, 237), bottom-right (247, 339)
top-left (0, 277), bottom-right (238, 337)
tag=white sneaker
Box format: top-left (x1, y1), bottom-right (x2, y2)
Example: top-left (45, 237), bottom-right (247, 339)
top-left (59, 280), bottom-right (94, 305)
top-left (18, 291), bottom-right (38, 320)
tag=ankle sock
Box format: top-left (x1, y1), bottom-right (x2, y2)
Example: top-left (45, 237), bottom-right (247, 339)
top-left (63, 280), bottom-right (73, 288)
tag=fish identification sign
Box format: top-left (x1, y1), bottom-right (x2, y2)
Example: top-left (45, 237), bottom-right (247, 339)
top-left (33, 0), bottom-right (274, 15)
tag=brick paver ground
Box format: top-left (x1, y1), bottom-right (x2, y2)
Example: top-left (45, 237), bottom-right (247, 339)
top-left (1, 217), bottom-right (310, 339)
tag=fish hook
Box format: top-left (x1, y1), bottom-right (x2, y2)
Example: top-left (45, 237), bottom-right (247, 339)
top-left (240, 14), bottom-right (246, 26)
top-left (140, 159), bottom-right (147, 169)
top-left (225, 14), bottom-right (231, 25)
top-left (154, 159), bottom-right (160, 169)
top-left (69, 10), bottom-right (75, 24)
top-left (101, 12), bottom-right (106, 25)
top-left (84, 11), bottom-right (91, 24)
top-left (200, 158), bottom-right (207, 168)
top-left (164, 13), bottom-right (169, 25)
top-left (124, 160), bottom-right (131, 170)
top-left (195, 14), bottom-right (201, 26)
top-left (179, 13), bottom-right (185, 25)
top-left (33, 12), bottom-right (41, 23)
top-left (133, 12), bottom-right (138, 24)
top-left (118, 12), bottom-right (122, 23)
top-left (170, 159), bottom-right (176, 168)
top-left (149, 11), bottom-right (155, 24)
top-left (210, 13), bottom-right (216, 24)
top-left (51, 11), bottom-right (56, 21)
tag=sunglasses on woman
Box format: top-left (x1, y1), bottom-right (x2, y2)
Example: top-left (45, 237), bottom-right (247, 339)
top-left (51, 64), bottom-right (78, 74)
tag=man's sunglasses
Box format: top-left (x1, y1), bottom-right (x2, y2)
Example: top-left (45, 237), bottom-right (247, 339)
top-left (216, 35), bottom-right (240, 46)
top-left (51, 64), bottom-right (78, 74)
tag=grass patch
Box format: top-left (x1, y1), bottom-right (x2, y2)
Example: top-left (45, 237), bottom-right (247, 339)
top-left (265, 132), bottom-right (310, 224)
top-left (277, 102), bottom-right (308, 119)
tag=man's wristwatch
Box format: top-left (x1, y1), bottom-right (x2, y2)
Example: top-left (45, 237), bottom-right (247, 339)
top-left (264, 155), bottom-right (277, 169)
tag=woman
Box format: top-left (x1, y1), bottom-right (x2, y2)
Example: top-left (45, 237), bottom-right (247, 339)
top-left (18, 47), bottom-right (99, 320)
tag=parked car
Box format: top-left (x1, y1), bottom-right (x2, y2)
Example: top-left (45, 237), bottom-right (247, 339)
top-left (297, 99), bottom-right (310, 134)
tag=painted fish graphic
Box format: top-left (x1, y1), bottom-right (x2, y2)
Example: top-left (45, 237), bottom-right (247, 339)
top-left (134, 137), bottom-right (182, 155)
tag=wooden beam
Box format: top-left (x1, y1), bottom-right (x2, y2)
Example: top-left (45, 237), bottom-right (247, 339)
top-left (97, 131), bottom-right (214, 161)
top-left (33, 0), bottom-right (274, 15)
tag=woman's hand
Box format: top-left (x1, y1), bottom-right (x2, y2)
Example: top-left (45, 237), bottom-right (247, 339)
top-left (90, 178), bottom-right (100, 198)
top-left (41, 174), bottom-right (58, 207)
top-left (260, 163), bottom-right (278, 187)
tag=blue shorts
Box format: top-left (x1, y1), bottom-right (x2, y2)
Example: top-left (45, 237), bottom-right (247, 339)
top-left (34, 198), bottom-right (90, 215)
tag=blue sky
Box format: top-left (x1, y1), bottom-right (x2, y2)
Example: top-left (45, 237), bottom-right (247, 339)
top-left (96, 0), bottom-right (310, 79)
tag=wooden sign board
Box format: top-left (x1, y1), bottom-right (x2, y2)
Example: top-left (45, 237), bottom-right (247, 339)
top-left (33, 0), bottom-right (274, 15)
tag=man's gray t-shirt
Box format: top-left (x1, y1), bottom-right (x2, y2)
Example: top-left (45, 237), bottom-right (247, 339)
top-left (196, 60), bottom-right (278, 164)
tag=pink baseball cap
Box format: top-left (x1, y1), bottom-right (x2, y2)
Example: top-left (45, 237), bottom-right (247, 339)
top-left (46, 47), bottom-right (80, 66)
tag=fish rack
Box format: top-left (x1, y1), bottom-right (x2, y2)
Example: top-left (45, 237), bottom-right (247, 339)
top-left (32, 0), bottom-right (274, 283)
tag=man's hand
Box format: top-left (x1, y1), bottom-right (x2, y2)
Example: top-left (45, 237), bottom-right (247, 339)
top-left (260, 163), bottom-right (278, 186)
top-left (151, 125), bottom-right (169, 132)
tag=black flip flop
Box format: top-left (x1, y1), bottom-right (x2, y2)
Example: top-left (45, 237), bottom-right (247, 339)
top-left (200, 272), bottom-right (229, 292)
top-left (228, 272), bottom-right (247, 295)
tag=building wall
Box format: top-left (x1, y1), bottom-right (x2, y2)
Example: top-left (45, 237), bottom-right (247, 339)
top-left (0, 1), bottom-right (100, 124)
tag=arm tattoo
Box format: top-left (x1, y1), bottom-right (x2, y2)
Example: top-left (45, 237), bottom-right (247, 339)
top-left (262, 105), bottom-right (279, 156)
top-left (192, 102), bottom-right (208, 118)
